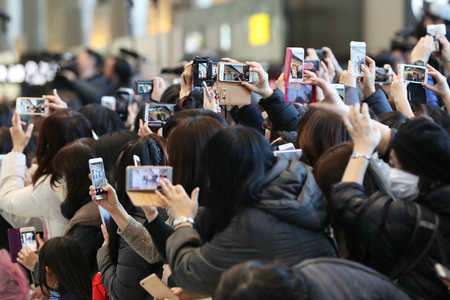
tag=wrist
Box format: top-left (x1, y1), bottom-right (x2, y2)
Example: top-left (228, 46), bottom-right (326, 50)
top-left (145, 210), bottom-right (159, 223)
top-left (364, 88), bottom-right (376, 98)
top-left (353, 146), bottom-right (374, 157)
top-left (261, 88), bottom-right (274, 99)
top-left (12, 146), bottom-right (24, 153)
top-left (174, 222), bottom-right (193, 230)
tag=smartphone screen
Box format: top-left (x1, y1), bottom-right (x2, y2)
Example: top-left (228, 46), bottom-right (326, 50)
top-left (144, 104), bottom-right (176, 125)
top-left (220, 64), bottom-right (251, 82)
top-left (289, 49), bottom-right (304, 83)
top-left (375, 67), bottom-right (388, 83)
top-left (115, 92), bottom-right (131, 121)
top-left (401, 64), bottom-right (427, 85)
top-left (16, 98), bottom-right (49, 115)
top-left (286, 83), bottom-right (315, 103)
top-left (20, 229), bottom-right (37, 252)
top-left (136, 81), bottom-right (153, 95)
top-left (350, 42), bottom-right (366, 77)
top-left (127, 167), bottom-right (173, 191)
top-left (211, 62), bottom-right (219, 81)
top-left (90, 159), bottom-right (108, 195)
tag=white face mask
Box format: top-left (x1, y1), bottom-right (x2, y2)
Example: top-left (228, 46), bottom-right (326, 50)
top-left (389, 168), bottom-right (420, 201)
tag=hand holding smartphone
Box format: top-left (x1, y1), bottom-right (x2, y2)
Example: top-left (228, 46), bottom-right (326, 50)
top-left (140, 274), bottom-right (179, 300)
top-left (350, 41), bottom-right (366, 77)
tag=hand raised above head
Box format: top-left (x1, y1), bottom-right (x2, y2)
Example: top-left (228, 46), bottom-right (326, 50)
top-left (10, 110), bottom-right (33, 153)
top-left (241, 61), bottom-right (273, 99)
top-left (339, 61), bottom-right (357, 88)
top-left (155, 179), bottom-right (199, 220)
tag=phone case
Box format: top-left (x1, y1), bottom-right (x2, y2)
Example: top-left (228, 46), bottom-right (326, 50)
top-left (8, 228), bottom-right (20, 264)
top-left (127, 191), bottom-right (166, 207)
top-left (140, 274), bottom-right (179, 300)
top-left (217, 62), bottom-right (251, 106)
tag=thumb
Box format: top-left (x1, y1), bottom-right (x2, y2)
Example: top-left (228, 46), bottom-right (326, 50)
top-left (37, 234), bottom-right (44, 247)
top-left (191, 187), bottom-right (200, 203)
top-left (25, 124), bottom-right (34, 138)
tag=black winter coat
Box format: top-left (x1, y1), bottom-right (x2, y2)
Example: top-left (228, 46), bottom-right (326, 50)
top-left (331, 182), bottom-right (450, 299)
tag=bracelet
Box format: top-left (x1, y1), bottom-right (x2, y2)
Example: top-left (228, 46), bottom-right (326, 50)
top-left (350, 152), bottom-right (371, 160)
top-left (173, 216), bottom-right (194, 228)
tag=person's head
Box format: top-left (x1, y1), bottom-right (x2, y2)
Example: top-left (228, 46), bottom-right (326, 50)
top-left (214, 260), bottom-right (305, 300)
top-left (103, 57), bottom-right (132, 83)
top-left (79, 104), bottom-right (126, 137)
top-left (0, 103), bottom-right (13, 127)
top-left (108, 134), bottom-right (167, 264)
top-left (53, 138), bottom-right (96, 205)
top-left (38, 236), bottom-right (92, 300)
top-left (162, 109), bottom-right (227, 138)
top-left (95, 130), bottom-right (139, 182)
top-left (76, 49), bottom-right (102, 78)
top-left (33, 109), bottom-right (93, 186)
top-left (160, 84), bottom-right (181, 104)
top-left (200, 126), bottom-right (277, 241)
top-left (390, 119), bottom-right (450, 190)
top-left (378, 111), bottom-right (410, 129)
top-left (295, 108), bottom-right (351, 167)
top-left (427, 106), bottom-right (450, 134)
top-left (313, 142), bottom-right (393, 201)
top-left (167, 114), bottom-right (225, 195)
top-left (0, 127), bottom-right (13, 154)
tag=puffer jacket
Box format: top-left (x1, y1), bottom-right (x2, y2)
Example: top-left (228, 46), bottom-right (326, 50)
top-left (166, 157), bottom-right (337, 295)
top-left (331, 182), bottom-right (450, 300)
top-left (97, 210), bottom-right (163, 300)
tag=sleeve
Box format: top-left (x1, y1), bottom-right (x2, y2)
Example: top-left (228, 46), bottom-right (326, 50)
top-left (362, 89), bottom-right (393, 116)
top-left (425, 76), bottom-right (440, 109)
top-left (0, 152), bottom-right (51, 217)
top-left (0, 210), bottom-right (43, 231)
top-left (229, 104), bottom-right (265, 135)
top-left (258, 89), bottom-right (301, 132)
top-left (329, 182), bottom-right (416, 259)
top-left (144, 214), bottom-right (174, 263)
top-left (344, 86), bottom-right (360, 106)
top-left (166, 227), bottom-right (223, 295)
top-left (117, 217), bottom-right (161, 264)
top-left (96, 246), bottom-right (117, 299)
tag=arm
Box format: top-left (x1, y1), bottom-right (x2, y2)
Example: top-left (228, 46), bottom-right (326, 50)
top-left (362, 89), bottom-right (393, 116)
top-left (344, 86), bottom-right (360, 106)
top-left (423, 63), bottom-right (450, 113)
top-left (229, 103), bottom-right (265, 135)
top-left (258, 89), bottom-right (301, 131)
top-left (390, 66), bottom-right (414, 118)
top-left (144, 214), bottom-right (174, 263)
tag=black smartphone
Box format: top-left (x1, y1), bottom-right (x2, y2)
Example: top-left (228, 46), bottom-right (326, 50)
top-left (135, 81), bottom-right (153, 95)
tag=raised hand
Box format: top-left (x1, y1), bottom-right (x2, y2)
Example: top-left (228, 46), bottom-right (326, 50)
top-left (155, 179), bottom-right (199, 220)
top-left (308, 78), bottom-right (350, 117)
top-left (10, 110), bottom-right (33, 153)
top-left (411, 35), bottom-right (434, 64)
top-left (391, 65), bottom-right (414, 118)
top-left (424, 63), bottom-right (450, 98)
top-left (359, 56), bottom-right (376, 98)
top-left (241, 61), bottom-right (273, 98)
top-left (17, 246), bottom-right (38, 271)
top-left (322, 46), bottom-right (344, 77)
top-left (339, 61), bottom-right (357, 88)
top-left (150, 77), bottom-right (167, 102)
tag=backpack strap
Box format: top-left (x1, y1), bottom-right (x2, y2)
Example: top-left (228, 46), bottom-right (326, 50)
top-left (389, 203), bottom-right (440, 281)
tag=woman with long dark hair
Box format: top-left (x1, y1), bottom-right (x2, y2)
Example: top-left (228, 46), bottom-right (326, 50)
top-left (0, 109), bottom-right (93, 238)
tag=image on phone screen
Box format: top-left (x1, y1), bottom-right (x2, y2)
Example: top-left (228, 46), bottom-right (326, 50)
top-left (20, 231), bottom-right (37, 252)
top-left (402, 65), bottom-right (426, 84)
top-left (91, 160), bottom-right (108, 194)
top-left (351, 45), bottom-right (365, 75)
top-left (286, 83), bottom-right (314, 103)
top-left (289, 49), bottom-right (304, 83)
top-left (18, 98), bottom-right (47, 114)
top-left (137, 82), bottom-right (153, 95)
top-left (222, 64), bottom-right (251, 82)
top-left (145, 104), bottom-right (175, 124)
top-left (129, 168), bottom-right (170, 191)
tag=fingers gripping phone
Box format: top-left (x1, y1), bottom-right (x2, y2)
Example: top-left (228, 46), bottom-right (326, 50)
top-left (140, 274), bottom-right (179, 300)
top-left (350, 41), bottom-right (366, 77)
top-left (20, 226), bottom-right (38, 253)
top-left (89, 158), bottom-right (108, 200)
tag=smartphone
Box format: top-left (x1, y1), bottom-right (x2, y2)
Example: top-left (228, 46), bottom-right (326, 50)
top-left (98, 206), bottom-right (111, 229)
top-left (211, 62), bottom-right (219, 82)
top-left (116, 88), bottom-right (134, 122)
top-left (427, 24), bottom-right (446, 37)
top-left (219, 63), bottom-right (253, 83)
top-left (435, 263), bottom-right (450, 284)
top-left (375, 67), bottom-right (392, 84)
top-left (304, 60), bottom-right (320, 74)
top-left (140, 274), bottom-right (179, 300)
top-left (144, 103), bottom-right (176, 127)
top-left (0, 154), bottom-right (5, 167)
top-left (135, 81), bottom-right (154, 95)
top-left (273, 149), bottom-right (303, 161)
top-left (101, 96), bottom-right (116, 111)
top-left (133, 155), bottom-right (141, 166)
top-left (126, 166), bottom-right (172, 191)
top-left (276, 143), bottom-right (295, 151)
top-left (19, 226), bottom-right (37, 253)
top-left (350, 41), bottom-right (366, 77)
top-left (89, 158), bottom-right (108, 200)
top-left (400, 64), bottom-right (427, 85)
top-left (288, 48), bottom-right (304, 83)
top-left (194, 57), bottom-right (212, 86)
top-left (285, 83), bottom-right (316, 104)
top-left (331, 83), bottom-right (345, 101)
top-left (315, 49), bottom-right (326, 61)
top-left (16, 98), bottom-right (49, 115)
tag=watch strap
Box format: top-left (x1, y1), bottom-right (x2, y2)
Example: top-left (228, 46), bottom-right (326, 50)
top-left (351, 152), bottom-right (371, 160)
top-left (173, 217), bottom-right (194, 228)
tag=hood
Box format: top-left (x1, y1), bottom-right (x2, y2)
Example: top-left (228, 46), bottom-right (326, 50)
top-left (419, 184), bottom-right (450, 216)
top-left (253, 157), bottom-right (328, 230)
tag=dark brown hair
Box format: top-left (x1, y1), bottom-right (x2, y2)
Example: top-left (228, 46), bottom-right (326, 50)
top-left (52, 138), bottom-right (96, 204)
top-left (295, 108), bottom-right (350, 167)
top-left (167, 115), bottom-right (225, 196)
top-left (32, 109), bottom-right (92, 188)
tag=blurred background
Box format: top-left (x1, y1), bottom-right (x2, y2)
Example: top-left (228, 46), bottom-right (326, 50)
top-left (0, 0), bottom-right (443, 100)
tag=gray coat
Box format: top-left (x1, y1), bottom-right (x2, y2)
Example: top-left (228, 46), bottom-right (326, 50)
top-left (167, 158), bottom-right (337, 295)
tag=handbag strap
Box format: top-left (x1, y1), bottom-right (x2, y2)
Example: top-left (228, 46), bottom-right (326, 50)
top-left (389, 203), bottom-right (440, 281)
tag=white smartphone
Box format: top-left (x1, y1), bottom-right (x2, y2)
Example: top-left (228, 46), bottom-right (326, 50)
top-left (89, 158), bottom-right (108, 200)
top-left (331, 83), bottom-right (345, 101)
top-left (19, 226), bottom-right (37, 253)
top-left (101, 96), bottom-right (116, 111)
top-left (126, 166), bottom-right (173, 191)
top-left (350, 41), bottom-right (366, 77)
top-left (140, 274), bottom-right (179, 300)
top-left (273, 149), bottom-right (303, 161)
top-left (133, 155), bottom-right (141, 166)
top-left (218, 63), bottom-right (253, 83)
top-left (277, 143), bottom-right (295, 151)
top-left (144, 104), bottom-right (176, 125)
top-left (16, 98), bottom-right (49, 115)
top-left (400, 64), bottom-right (427, 85)
top-left (374, 66), bottom-right (392, 84)
top-left (427, 24), bottom-right (446, 36)
top-left (288, 48), bottom-right (305, 83)
top-left (98, 206), bottom-right (111, 228)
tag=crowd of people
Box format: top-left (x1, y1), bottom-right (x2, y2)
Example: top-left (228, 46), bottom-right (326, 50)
top-left (1, 4), bottom-right (450, 300)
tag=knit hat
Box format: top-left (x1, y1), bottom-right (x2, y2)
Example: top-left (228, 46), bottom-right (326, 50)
top-left (392, 119), bottom-right (450, 183)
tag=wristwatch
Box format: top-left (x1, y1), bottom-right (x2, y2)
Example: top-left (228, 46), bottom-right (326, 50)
top-left (413, 60), bottom-right (426, 67)
top-left (350, 152), bottom-right (371, 160)
top-left (173, 216), bottom-right (194, 228)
